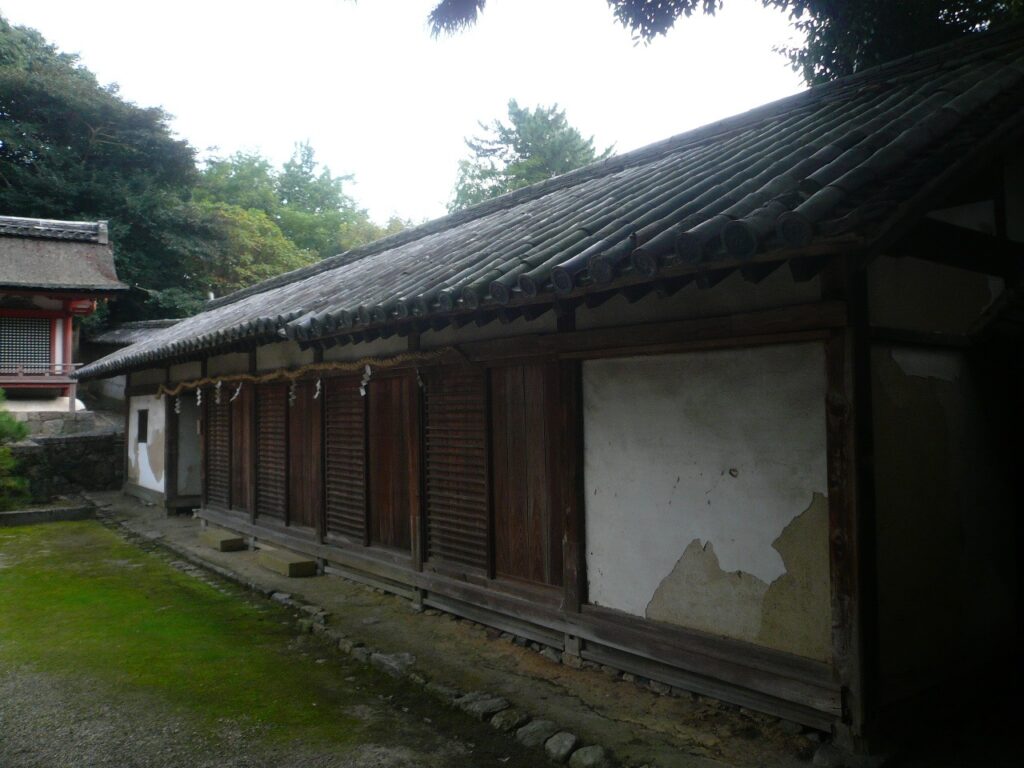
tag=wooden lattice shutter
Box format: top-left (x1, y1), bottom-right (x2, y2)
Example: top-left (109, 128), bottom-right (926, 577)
top-left (205, 396), bottom-right (231, 509)
top-left (324, 377), bottom-right (366, 541)
top-left (255, 382), bottom-right (287, 520)
top-left (424, 367), bottom-right (489, 571)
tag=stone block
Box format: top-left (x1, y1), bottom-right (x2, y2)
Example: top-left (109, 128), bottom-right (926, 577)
top-left (257, 547), bottom-right (316, 577)
top-left (456, 693), bottom-right (508, 721)
top-left (199, 527), bottom-right (246, 552)
top-left (516, 719), bottom-right (559, 748)
top-left (490, 708), bottom-right (529, 732)
top-left (569, 745), bottom-right (612, 768)
top-left (545, 731), bottom-right (578, 763)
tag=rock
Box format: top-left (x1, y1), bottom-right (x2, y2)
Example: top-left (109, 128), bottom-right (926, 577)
top-left (813, 744), bottom-right (845, 768)
top-left (297, 619), bottom-right (314, 634)
top-left (351, 647), bottom-right (371, 663)
top-left (271, 592), bottom-right (292, 604)
top-left (694, 733), bottom-right (719, 750)
top-left (500, 632), bottom-right (514, 642)
top-left (338, 638), bottom-right (361, 653)
top-left (513, 636), bottom-right (529, 647)
top-left (457, 694), bottom-right (509, 720)
top-left (648, 680), bottom-right (671, 696)
top-left (545, 731), bottom-right (578, 763)
top-left (490, 708), bottom-right (529, 732)
top-left (569, 745), bottom-right (611, 768)
top-left (370, 652), bottom-right (415, 678)
top-left (300, 604), bottom-right (324, 617)
top-left (540, 648), bottom-right (563, 664)
top-left (563, 653), bottom-right (584, 669)
top-left (621, 673), bottom-right (636, 683)
top-left (516, 719), bottom-right (559, 748)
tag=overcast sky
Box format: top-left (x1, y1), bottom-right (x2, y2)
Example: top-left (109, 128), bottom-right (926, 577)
top-left (1, 0), bottom-right (805, 223)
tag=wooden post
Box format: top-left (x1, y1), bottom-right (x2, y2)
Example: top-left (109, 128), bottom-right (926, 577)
top-left (560, 360), bottom-right (585, 613)
top-left (823, 259), bottom-right (876, 750)
top-left (249, 351), bottom-right (259, 528)
top-left (165, 394), bottom-right (179, 511)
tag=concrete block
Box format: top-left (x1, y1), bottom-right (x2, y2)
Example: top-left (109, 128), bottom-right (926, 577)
top-left (257, 547), bottom-right (317, 577)
top-left (199, 527), bottom-right (247, 552)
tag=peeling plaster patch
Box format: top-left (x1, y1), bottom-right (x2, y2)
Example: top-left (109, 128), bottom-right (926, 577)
top-left (757, 492), bottom-right (831, 661)
top-left (890, 347), bottom-right (960, 382)
top-left (646, 539), bottom-right (767, 639)
top-left (645, 493), bottom-right (831, 660)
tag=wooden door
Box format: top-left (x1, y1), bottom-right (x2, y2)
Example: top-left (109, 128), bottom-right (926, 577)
top-left (367, 375), bottom-right (419, 552)
top-left (205, 396), bottom-right (231, 509)
top-left (255, 382), bottom-right (288, 521)
top-left (288, 380), bottom-right (322, 530)
top-left (423, 367), bottom-right (489, 571)
top-left (490, 363), bottom-right (562, 586)
top-left (230, 384), bottom-right (254, 513)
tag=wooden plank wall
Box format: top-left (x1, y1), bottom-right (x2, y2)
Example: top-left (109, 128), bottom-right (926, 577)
top-left (423, 367), bottom-right (489, 572)
top-left (367, 375), bottom-right (419, 551)
top-left (288, 380), bottom-right (323, 530)
top-left (255, 382), bottom-right (287, 521)
top-left (490, 363), bottom-right (563, 586)
top-left (205, 397), bottom-right (231, 509)
top-left (230, 384), bottom-right (254, 512)
top-left (324, 376), bottom-right (367, 542)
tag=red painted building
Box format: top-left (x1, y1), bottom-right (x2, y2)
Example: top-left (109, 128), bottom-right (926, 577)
top-left (0, 216), bottom-right (125, 409)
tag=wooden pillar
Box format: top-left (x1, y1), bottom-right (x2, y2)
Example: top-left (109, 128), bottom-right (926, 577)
top-left (559, 359), bottom-right (585, 613)
top-left (823, 259), bottom-right (877, 750)
top-left (165, 394), bottom-right (179, 508)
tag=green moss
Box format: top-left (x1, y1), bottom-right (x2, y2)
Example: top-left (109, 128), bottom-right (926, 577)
top-left (0, 522), bottom-right (373, 745)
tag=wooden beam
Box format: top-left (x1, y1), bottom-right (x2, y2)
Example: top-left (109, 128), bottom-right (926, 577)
top-left (887, 217), bottom-right (1024, 278)
top-left (457, 301), bottom-right (847, 363)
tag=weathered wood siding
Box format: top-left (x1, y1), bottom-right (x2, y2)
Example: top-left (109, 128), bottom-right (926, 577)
top-left (255, 382), bottom-right (287, 521)
top-left (324, 376), bottom-right (367, 542)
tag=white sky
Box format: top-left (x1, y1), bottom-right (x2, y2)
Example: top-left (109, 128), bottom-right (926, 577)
top-left (0, 0), bottom-right (805, 223)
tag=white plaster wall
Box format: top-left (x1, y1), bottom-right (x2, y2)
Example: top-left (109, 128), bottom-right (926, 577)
top-left (127, 394), bottom-right (166, 493)
top-left (256, 341), bottom-right (314, 370)
top-left (53, 318), bottom-right (64, 368)
top-left (583, 343), bottom-right (829, 656)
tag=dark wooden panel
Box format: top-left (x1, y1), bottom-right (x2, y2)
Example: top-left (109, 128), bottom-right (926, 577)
top-left (424, 367), bottom-right (488, 571)
top-left (324, 376), bottom-right (366, 541)
top-left (490, 362), bottom-right (562, 586)
top-left (230, 384), bottom-right (254, 513)
top-left (367, 375), bottom-right (418, 552)
top-left (288, 380), bottom-right (323, 530)
top-left (255, 382), bottom-right (287, 520)
top-left (205, 395), bottom-right (230, 509)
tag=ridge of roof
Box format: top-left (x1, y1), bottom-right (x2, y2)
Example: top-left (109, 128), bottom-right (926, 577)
top-left (0, 215), bottom-right (109, 244)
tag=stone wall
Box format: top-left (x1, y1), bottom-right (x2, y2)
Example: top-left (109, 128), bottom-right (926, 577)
top-left (11, 432), bottom-right (124, 502)
top-left (11, 409), bottom-right (123, 438)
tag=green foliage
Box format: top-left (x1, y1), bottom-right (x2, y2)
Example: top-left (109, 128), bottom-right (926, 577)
top-left (0, 389), bottom-right (29, 511)
top-left (196, 142), bottom-right (406, 263)
top-left (429, 1), bottom-right (1020, 84)
top-left (0, 18), bottom-right (407, 322)
top-left (450, 100), bottom-right (613, 212)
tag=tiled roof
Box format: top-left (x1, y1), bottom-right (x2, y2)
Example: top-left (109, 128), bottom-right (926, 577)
top-left (86, 319), bottom-right (180, 346)
top-left (0, 216), bottom-right (125, 293)
top-left (77, 24), bottom-right (1024, 381)
top-left (0, 216), bottom-right (108, 243)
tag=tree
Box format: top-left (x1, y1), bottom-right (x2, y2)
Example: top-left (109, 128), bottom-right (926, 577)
top-left (450, 99), bottom-right (613, 212)
top-left (428, 1), bottom-right (1020, 84)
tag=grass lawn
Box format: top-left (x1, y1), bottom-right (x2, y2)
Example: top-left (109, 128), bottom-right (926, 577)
top-left (0, 521), bottom-right (532, 766)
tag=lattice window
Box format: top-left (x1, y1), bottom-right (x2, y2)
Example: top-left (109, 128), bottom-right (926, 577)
top-left (0, 317), bottom-right (51, 374)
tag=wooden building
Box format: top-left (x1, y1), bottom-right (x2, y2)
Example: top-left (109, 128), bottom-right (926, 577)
top-left (0, 216), bottom-right (125, 410)
top-left (77, 28), bottom-right (1024, 750)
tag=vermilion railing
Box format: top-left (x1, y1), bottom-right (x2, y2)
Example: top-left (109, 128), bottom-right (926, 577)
top-left (0, 361), bottom-right (81, 378)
